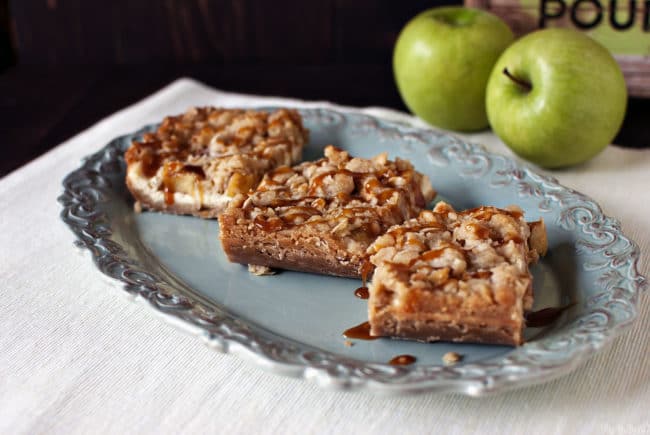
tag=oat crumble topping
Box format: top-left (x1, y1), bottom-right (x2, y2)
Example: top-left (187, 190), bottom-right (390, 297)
top-left (125, 107), bottom-right (308, 207)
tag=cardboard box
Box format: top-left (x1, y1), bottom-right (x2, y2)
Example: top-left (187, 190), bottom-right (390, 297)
top-left (466, 0), bottom-right (650, 97)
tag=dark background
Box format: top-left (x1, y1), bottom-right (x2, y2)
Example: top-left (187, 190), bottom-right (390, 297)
top-left (0, 0), bottom-right (647, 177)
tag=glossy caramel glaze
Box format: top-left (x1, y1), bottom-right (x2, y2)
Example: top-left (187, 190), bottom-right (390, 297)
top-left (354, 286), bottom-right (369, 299)
top-left (526, 304), bottom-right (575, 328)
top-left (388, 355), bottom-right (416, 366)
top-left (343, 321), bottom-right (380, 340)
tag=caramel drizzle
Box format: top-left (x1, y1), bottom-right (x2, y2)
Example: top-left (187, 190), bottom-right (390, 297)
top-left (375, 205), bottom-right (534, 290)
top-left (307, 169), bottom-right (414, 206)
top-left (388, 355), bottom-right (416, 366)
top-left (525, 303), bottom-right (575, 328)
top-left (354, 287), bottom-right (369, 299)
top-left (360, 260), bottom-right (374, 286)
top-left (343, 321), bottom-right (379, 340)
top-left (249, 157), bottom-right (428, 233)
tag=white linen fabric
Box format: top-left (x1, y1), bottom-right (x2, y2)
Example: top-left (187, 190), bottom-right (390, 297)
top-left (1, 78), bottom-right (648, 435)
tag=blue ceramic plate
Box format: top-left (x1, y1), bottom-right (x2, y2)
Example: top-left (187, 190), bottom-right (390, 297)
top-left (59, 108), bottom-right (646, 396)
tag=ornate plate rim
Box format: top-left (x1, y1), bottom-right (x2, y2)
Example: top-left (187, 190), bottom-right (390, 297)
top-left (58, 108), bottom-right (647, 396)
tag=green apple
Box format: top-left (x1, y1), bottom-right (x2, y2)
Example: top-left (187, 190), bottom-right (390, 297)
top-left (393, 7), bottom-right (514, 132)
top-left (486, 28), bottom-right (627, 168)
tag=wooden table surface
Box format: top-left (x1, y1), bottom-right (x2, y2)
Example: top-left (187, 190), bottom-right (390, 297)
top-left (1, 64), bottom-right (648, 177)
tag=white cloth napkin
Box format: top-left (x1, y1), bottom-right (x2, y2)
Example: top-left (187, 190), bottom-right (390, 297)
top-left (1, 78), bottom-right (648, 435)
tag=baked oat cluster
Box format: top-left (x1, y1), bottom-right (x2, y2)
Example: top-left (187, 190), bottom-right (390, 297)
top-left (219, 145), bottom-right (436, 277)
top-left (125, 107), bottom-right (308, 217)
top-left (366, 201), bottom-right (547, 346)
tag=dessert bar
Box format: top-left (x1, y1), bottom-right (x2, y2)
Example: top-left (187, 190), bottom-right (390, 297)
top-left (125, 107), bottom-right (308, 218)
top-left (219, 145), bottom-right (436, 277)
top-left (366, 201), bottom-right (547, 346)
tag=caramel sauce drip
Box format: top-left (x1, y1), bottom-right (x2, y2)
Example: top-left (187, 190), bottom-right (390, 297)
top-left (388, 354), bottom-right (416, 366)
top-left (158, 161), bottom-right (206, 206)
top-left (163, 187), bottom-right (174, 205)
top-left (360, 260), bottom-right (374, 286)
top-left (161, 165), bottom-right (176, 205)
top-left (198, 183), bottom-right (204, 205)
top-left (354, 286), bottom-right (369, 299)
top-left (525, 304), bottom-right (574, 328)
top-left (343, 321), bottom-right (380, 340)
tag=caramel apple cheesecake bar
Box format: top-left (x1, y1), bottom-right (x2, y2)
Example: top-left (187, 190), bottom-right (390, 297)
top-left (366, 201), bottom-right (547, 346)
top-left (125, 107), bottom-right (308, 218)
top-left (219, 145), bottom-right (436, 278)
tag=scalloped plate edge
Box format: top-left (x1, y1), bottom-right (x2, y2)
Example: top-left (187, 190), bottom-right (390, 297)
top-left (58, 108), bottom-right (647, 396)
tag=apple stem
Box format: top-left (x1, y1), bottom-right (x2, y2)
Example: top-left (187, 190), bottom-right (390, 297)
top-left (503, 68), bottom-right (532, 92)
